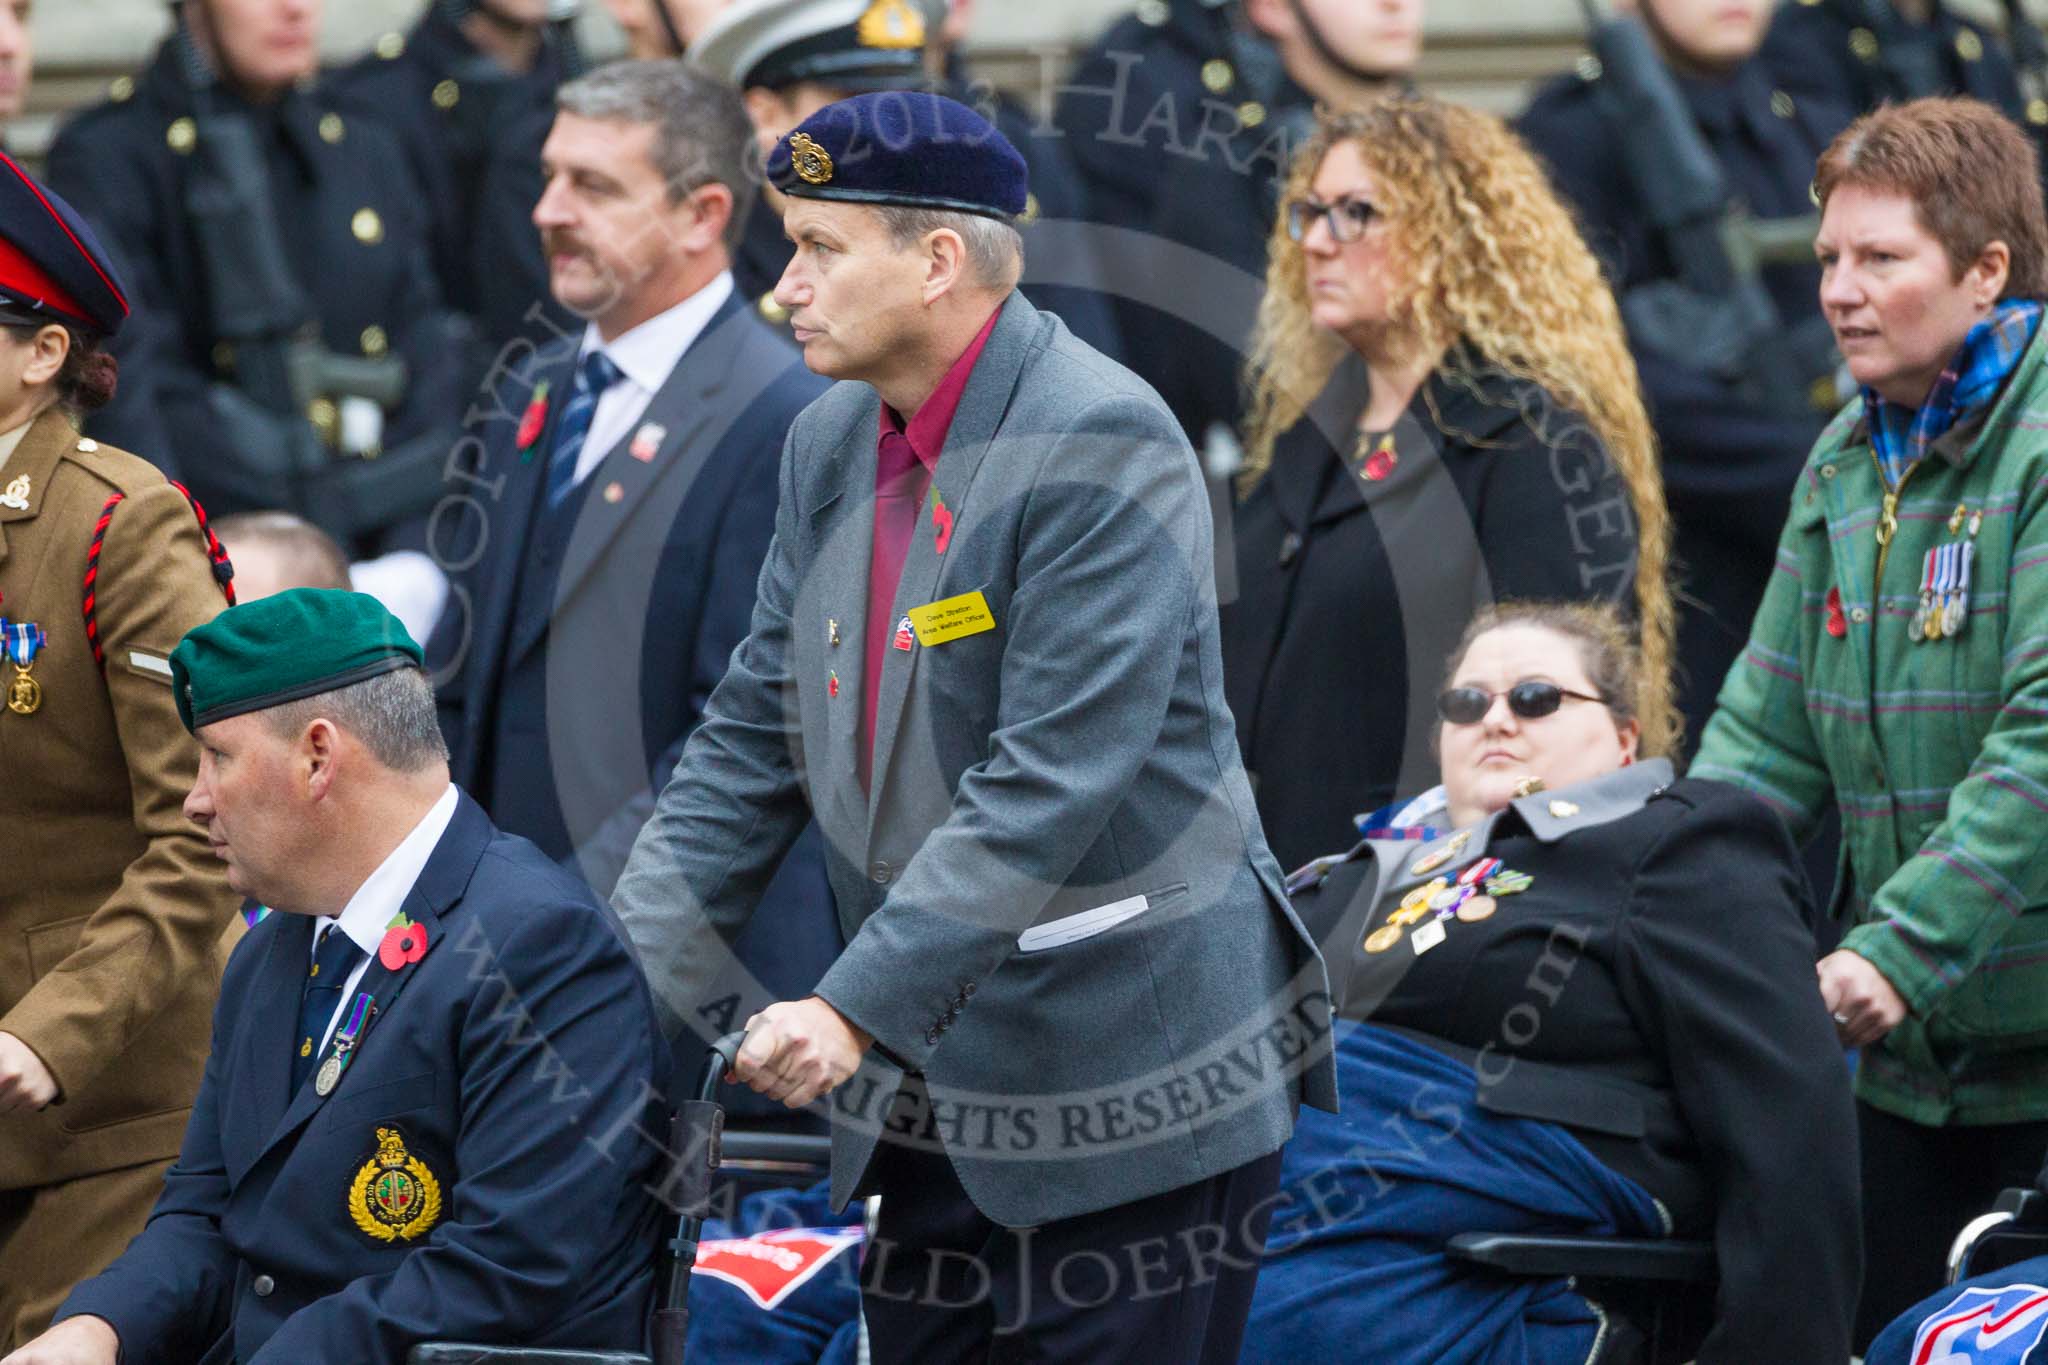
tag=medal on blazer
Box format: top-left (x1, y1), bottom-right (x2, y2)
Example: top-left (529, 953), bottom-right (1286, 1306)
top-left (1408, 830), bottom-right (1469, 877)
top-left (930, 487), bottom-right (954, 554)
top-left (1363, 924), bottom-right (1403, 954)
top-left (892, 615), bottom-right (916, 651)
top-left (348, 1126), bottom-right (443, 1243)
top-left (3, 618), bottom-right (47, 715)
top-left (316, 992), bottom-right (376, 1097)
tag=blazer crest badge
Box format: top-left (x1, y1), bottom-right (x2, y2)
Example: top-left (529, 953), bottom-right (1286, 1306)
top-left (349, 1126), bottom-right (443, 1243)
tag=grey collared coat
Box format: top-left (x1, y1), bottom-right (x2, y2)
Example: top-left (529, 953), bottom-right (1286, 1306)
top-left (613, 292), bottom-right (1337, 1227)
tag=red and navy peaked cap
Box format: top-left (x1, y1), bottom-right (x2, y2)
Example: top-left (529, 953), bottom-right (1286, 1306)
top-left (768, 92), bottom-right (1028, 221)
top-left (0, 152), bottom-right (131, 338)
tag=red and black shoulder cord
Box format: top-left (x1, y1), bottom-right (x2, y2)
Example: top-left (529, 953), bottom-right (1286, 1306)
top-left (83, 481), bottom-right (237, 670)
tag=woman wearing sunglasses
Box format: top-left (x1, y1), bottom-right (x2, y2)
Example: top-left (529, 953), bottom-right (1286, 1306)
top-left (1220, 94), bottom-right (1679, 878)
top-left (1243, 601), bottom-right (1858, 1365)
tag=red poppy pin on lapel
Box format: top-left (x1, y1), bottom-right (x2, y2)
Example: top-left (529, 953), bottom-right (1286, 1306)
top-left (379, 914), bottom-right (430, 970)
top-left (1825, 586), bottom-right (1848, 639)
top-left (515, 381), bottom-right (550, 459)
top-left (931, 488), bottom-right (954, 554)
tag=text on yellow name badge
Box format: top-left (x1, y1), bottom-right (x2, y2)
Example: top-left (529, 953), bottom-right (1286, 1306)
top-left (907, 590), bottom-right (996, 647)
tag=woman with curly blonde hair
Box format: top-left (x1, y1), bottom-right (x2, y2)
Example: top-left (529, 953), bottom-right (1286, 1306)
top-left (1220, 93), bottom-right (1677, 873)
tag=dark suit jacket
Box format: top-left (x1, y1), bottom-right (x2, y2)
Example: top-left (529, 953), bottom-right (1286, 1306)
top-left (55, 792), bottom-right (669, 1364)
top-left (428, 291), bottom-right (842, 1108)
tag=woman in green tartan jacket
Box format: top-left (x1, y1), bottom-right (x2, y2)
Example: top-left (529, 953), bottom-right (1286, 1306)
top-left (1692, 97), bottom-right (2048, 1346)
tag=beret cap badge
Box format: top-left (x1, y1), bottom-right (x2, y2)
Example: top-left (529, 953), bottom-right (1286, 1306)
top-left (856, 0), bottom-right (925, 51)
top-left (789, 133), bottom-right (835, 186)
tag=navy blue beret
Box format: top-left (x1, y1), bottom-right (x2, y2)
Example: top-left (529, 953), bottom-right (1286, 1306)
top-left (0, 152), bottom-right (130, 337)
top-left (767, 92), bottom-right (1029, 221)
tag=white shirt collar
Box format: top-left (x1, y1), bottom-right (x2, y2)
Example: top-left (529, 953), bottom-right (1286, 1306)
top-left (316, 784), bottom-right (461, 960)
top-left (577, 271), bottom-right (735, 394)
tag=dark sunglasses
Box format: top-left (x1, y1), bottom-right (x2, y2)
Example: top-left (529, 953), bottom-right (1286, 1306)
top-left (1284, 195), bottom-right (1378, 244)
top-left (1436, 681), bottom-right (1606, 726)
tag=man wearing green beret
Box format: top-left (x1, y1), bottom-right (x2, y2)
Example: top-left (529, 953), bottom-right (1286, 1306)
top-left (5, 589), bottom-right (672, 1365)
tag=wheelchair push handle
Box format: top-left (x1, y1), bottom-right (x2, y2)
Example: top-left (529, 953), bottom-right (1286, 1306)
top-left (700, 1031), bottom-right (747, 1103)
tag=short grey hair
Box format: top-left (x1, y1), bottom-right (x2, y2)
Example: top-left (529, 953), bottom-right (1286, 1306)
top-left (875, 206), bottom-right (1024, 291)
top-left (266, 667), bottom-right (449, 774)
top-left (556, 60), bottom-right (759, 217)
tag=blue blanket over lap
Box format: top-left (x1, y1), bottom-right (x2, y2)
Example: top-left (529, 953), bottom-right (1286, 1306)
top-left (1242, 1022), bottom-right (1666, 1365)
top-left (685, 1179), bottom-right (863, 1365)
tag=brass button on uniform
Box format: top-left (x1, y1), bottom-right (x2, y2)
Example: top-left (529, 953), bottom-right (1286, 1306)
top-left (351, 208), bottom-right (385, 246)
top-left (432, 79), bottom-right (461, 112)
top-left (375, 31), bottom-right (405, 60)
top-left (319, 112), bottom-right (346, 145)
top-left (2030, 98), bottom-right (2048, 126)
top-left (1020, 192), bottom-right (1040, 225)
top-left (76, 438), bottom-right (98, 454)
top-left (1576, 54), bottom-right (1603, 82)
top-left (212, 341), bottom-right (237, 375)
top-left (166, 118), bottom-right (197, 155)
top-left (307, 397), bottom-right (340, 444)
top-left (108, 75), bottom-right (135, 103)
top-left (1136, 0), bottom-right (1169, 26)
top-left (1849, 28), bottom-right (1880, 62)
top-left (1956, 30), bottom-right (1983, 62)
top-left (360, 325), bottom-right (388, 357)
top-left (1770, 90), bottom-right (1796, 120)
top-left (1238, 101), bottom-right (1267, 128)
top-left (1201, 59), bottom-right (1234, 95)
top-left (758, 293), bottom-right (790, 324)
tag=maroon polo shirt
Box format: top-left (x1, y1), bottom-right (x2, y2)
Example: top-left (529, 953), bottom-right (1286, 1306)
top-left (862, 308), bottom-right (1002, 787)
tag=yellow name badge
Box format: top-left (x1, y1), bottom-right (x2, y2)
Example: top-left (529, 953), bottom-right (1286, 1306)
top-left (907, 590), bottom-right (996, 647)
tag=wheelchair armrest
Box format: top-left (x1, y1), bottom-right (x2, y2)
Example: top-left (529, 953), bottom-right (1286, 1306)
top-left (1948, 1188), bottom-right (2048, 1285)
top-left (1445, 1232), bottom-right (1716, 1283)
top-left (407, 1348), bottom-right (652, 1364)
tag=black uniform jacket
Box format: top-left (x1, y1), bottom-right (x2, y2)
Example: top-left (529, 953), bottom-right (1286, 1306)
top-left (1290, 763), bottom-right (1861, 1364)
top-left (44, 40), bottom-right (470, 517)
top-left (1221, 356), bottom-right (1639, 873)
top-left (332, 6), bottom-right (567, 351)
top-left (1759, 0), bottom-right (2037, 138)
top-left (1518, 61), bottom-right (1851, 743)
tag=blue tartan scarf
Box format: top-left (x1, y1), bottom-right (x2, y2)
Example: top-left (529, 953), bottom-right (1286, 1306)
top-left (1866, 300), bottom-right (2043, 489)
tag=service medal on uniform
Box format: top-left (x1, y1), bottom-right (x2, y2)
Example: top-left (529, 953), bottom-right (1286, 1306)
top-left (3, 619), bottom-right (48, 715)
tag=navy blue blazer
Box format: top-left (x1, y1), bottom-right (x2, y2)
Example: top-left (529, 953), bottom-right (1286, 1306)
top-left (56, 792), bottom-right (670, 1364)
top-left (427, 292), bottom-right (843, 1111)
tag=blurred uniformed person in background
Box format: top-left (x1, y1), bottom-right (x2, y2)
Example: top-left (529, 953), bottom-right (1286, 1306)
top-left (602, 0), bottom-right (725, 57)
top-left (0, 1), bottom-right (32, 151)
top-left (0, 152), bottom-right (237, 1350)
top-left (688, 0), bottom-right (1121, 359)
top-left (1759, 0), bottom-right (2048, 159)
top-left (334, 0), bottom-right (582, 352)
top-left (43, 0), bottom-right (474, 571)
top-left (1520, 0), bottom-right (1853, 748)
top-left (1124, 0), bottom-right (1422, 447)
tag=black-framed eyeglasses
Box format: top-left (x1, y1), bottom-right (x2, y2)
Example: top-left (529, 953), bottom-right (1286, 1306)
top-left (1285, 195), bottom-right (1378, 244)
top-left (1436, 681), bottom-right (1607, 726)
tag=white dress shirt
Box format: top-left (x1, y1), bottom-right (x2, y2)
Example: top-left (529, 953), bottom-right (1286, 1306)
top-left (572, 271), bottom-right (735, 487)
top-left (311, 783), bottom-right (459, 1052)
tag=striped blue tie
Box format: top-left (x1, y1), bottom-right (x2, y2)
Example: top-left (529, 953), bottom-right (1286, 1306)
top-left (544, 350), bottom-right (623, 510)
top-left (293, 924), bottom-right (364, 1093)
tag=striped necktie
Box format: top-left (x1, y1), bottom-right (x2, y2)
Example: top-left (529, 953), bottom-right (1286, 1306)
top-left (293, 924), bottom-right (364, 1093)
top-left (544, 349), bottom-right (623, 510)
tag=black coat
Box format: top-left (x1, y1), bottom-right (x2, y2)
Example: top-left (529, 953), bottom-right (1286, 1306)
top-left (44, 39), bottom-right (470, 541)
top-left (1221, 358), bottom-right (1639, 872)
top-left (1759, 0), bottom-right (2039, 144)
top-left (331, 6), bottom-right (569, 352)
top-left (1518, 61), bottom-right (1852, 747)
top-left (1291, 767), bottom-right (1860, 1363)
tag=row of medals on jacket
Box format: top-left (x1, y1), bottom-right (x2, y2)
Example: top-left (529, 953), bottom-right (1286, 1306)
top-left (1362, 777), bottom-right (1546, 956)
top-left (1912, 503), bottom-right (1984, 643)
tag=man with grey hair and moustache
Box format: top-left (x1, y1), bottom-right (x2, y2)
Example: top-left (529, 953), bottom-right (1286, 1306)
top-left (425, 60), bottom-right (840, 1118)
top-left (613, 90), bottom-right (1335, 1361)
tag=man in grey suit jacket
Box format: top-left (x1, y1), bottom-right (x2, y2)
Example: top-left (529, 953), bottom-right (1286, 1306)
top-left (612, 91), bottom-right (1336, 1362)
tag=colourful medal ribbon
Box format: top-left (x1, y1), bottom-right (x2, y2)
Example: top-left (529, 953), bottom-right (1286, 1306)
top-left (2, 619), bottom-right (44, 667)
top-left (330, 992), bottom-right (375, 1064)
top-left (1457, 857), bottom-right (1502, 888)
